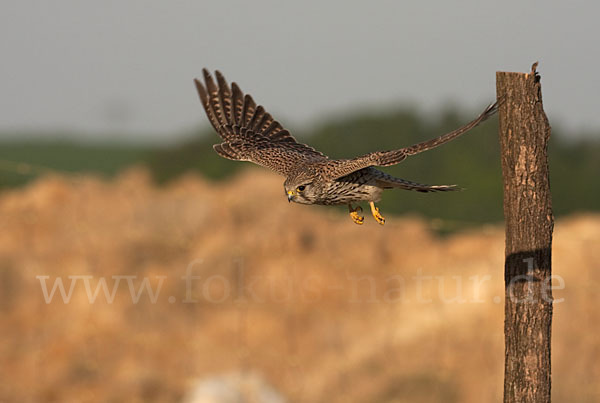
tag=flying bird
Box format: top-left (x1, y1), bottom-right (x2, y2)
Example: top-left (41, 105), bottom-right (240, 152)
top-left (194, 69), bottom-right (497, 225)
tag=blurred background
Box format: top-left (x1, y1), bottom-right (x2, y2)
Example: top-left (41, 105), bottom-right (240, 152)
top-left (1, 1), bottom-right (599, 402)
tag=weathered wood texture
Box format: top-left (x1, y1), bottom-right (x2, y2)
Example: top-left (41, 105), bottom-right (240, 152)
top-left (496, 64), bottom-right (554, 403)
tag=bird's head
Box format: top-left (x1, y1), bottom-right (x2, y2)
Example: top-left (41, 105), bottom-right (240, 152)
top-left (284, 177), bottom-right (317, 205)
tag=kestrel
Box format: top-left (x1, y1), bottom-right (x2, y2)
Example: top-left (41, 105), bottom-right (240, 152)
top-left (194, 69), bottom-right (497, 225)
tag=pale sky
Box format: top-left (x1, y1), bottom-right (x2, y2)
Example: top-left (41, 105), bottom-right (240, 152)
top-left (1, 0), bottom-right (598, 143)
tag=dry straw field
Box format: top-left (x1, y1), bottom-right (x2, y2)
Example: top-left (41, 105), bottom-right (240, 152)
top-left (1, 168), bottom-right (598, 402)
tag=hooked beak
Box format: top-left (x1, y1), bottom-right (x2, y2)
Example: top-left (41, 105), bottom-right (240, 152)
top-left (287, 190), bottom-right (294, 203)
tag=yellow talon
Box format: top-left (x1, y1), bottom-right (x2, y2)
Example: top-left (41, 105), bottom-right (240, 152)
top-left (369, 201), bottom-right (385, 225)
top-left (348, 205), bottom-right (364, 225)
top-left (350, 211), bottom-right (364, 225)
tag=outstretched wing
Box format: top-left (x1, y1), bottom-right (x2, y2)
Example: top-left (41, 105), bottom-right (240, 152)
top-left (322, 102), bottom-right (498, 181)
top-left (194, 69), bottom-right (328, 176)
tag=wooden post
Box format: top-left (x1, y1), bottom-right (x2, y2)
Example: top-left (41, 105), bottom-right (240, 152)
top-left (496, 63), bottom-right (554, 403)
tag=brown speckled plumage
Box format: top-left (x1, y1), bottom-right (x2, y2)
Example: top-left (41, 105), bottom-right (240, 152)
top-left (194, 69), bottom-right (497, 224)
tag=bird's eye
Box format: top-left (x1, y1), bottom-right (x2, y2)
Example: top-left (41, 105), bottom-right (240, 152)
top-left (297, 185), bottom-right (306, 192)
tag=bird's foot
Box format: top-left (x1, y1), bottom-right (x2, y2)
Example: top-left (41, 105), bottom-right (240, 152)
top-left (369, 201), bottom-right (385, 225)
top-left (348, 205), bottom-right (364, 225)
